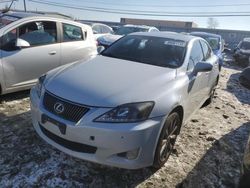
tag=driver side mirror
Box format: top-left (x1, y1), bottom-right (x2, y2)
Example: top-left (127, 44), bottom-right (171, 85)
top-left (16, 38), bottom-right (30, 48)
top-left (193, 62), bottom-right (213, 74)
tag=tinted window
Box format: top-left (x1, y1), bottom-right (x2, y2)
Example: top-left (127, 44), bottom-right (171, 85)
top-left (188, 40), bottom-right (204, 71)
top-left (115, 27), bottom-right (149, 35)
top-left (19, 21), bottom-right (57, 46)
top-left (102, 35), bottom-right (186, 68)
top-left (1, 21), bottom-right (57, 51)
top-left (200, 40), bottom-right (212, 60)
top-left (63, 23), bottom-right (83, 42)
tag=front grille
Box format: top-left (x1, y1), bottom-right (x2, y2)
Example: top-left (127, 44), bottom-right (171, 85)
top-left (43, 91), bottom-right (89, 123)
top-left (40, 124), bottom-right (97, 154)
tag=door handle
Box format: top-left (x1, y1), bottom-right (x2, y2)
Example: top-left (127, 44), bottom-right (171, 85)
top-left (49, 51), bottom-right (57, 55)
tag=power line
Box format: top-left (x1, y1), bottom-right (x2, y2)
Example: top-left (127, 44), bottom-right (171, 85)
top-left (0, 0), bottom-right (15, 4)
top-left (29, 0), bottom-right (250, 17)
top-left (29, 0), bottom-right (250, 15)
top-left (71, 0), bottom-right (250, 8)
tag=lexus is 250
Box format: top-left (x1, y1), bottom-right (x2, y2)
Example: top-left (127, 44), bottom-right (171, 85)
top-left (30, 32), bottom-right (219, 169)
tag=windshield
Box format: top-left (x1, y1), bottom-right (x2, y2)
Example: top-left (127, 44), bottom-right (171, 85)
top-left (205, 36), bottom-right (220, 50)
top-left (102, 35), bottom-right (186, 68)
top-left (0, 15), bottom-right (19, 28)
top-left (115, 26), bottom-right (149, 35)
top-left (240, 41), bottom-right (250, 50)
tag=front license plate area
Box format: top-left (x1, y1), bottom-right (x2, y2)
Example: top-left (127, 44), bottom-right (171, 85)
top-left (41, 114), bottom-right (66, 135)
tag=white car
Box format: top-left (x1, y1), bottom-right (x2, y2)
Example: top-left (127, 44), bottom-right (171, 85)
top-left (97, 24), bottom-right (159, 48)
top-left (31, 32), bottom-right (219, 169)
top-left (0, 11), bottom-right (97, 95)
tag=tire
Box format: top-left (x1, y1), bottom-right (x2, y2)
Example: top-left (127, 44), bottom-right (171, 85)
top-left (153, 112), bottom-right (181, 169)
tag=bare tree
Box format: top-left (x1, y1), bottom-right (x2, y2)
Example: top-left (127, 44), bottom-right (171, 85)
top-left (207, 18), bottom-right (219, 29)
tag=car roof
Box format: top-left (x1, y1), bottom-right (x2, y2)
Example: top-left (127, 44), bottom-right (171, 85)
top-left (2, 11), bottom-right (72, 20)
top-left (190, 31), bottom-right (221, 38)
top-left (130, 31), bottom-right (196, 42)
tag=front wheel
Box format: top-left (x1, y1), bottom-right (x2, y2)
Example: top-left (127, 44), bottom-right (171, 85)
top-left (153, 112), bottom-right (181, 169)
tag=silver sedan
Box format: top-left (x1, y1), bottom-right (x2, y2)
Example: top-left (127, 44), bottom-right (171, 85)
top-left (30, 32), bottom-right (219, 169)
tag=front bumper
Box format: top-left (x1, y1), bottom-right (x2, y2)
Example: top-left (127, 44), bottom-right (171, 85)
top-left (30, 88), bottom-right (163, 169)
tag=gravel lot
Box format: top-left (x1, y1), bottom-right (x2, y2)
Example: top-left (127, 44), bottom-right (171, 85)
top-left (0, 59), bottom-right (250, 187)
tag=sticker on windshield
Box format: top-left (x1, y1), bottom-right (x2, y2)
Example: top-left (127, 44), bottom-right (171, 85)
top-left (164, 40), bottom-right (186, 47)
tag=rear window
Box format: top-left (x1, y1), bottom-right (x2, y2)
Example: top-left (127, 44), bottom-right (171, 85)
top-left (115, 26), bottom-right (149, 35)
top-left (102, 35), bottom-right (187, 68)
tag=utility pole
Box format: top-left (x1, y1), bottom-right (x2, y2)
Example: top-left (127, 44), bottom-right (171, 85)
top-left (23, 0), bottom-right (26, 12)
top-left (8, 0), bottom-right (15, 11)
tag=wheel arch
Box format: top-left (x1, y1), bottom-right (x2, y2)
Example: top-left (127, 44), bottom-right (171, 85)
top-left (152, 105), bottom-right (184, 158)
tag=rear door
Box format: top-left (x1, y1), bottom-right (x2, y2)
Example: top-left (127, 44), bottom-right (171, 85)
top-left (1, 20), bottom-right (60, 88)
top-left (60, 23), bottom-right (96, 65)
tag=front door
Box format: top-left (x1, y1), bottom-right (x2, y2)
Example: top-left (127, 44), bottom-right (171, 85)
top-left (1, 20), bottom-right (60, 89)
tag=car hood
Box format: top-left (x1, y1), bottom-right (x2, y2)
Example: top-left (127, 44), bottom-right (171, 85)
top-left (98, 34), bottom-right (123, 45)
top-left (45, 56), bottom-right (176, 107)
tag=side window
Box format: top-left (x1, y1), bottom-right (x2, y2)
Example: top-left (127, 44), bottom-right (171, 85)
top-left (187, 40), bottom-right (204, 71)
top-left (63, 23), bottom-right (83, 41)
top-left (200, 40), bottom-right (211, 61)
top-left (0, 28), bottom-right (17, 51)
top-left (19, 21), bottom-right (57, 46)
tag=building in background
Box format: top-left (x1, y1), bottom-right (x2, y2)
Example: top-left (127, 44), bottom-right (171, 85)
top-left (120, 18), bottom-right (198, 29)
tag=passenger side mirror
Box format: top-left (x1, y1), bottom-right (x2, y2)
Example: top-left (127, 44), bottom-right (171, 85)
top-left (97, 46), bottom-right (105, 54)
top-left (193, 62), bottom-right (213, 74)
top-left (16, 38), bottom-right (30, 48)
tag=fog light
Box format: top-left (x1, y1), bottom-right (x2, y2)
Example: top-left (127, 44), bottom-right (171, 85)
top-left (117, 148), bottom-right (140, 160)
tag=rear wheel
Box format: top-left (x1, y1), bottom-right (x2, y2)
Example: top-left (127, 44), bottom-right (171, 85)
top-left (153, 112), bottom-right (181, 169)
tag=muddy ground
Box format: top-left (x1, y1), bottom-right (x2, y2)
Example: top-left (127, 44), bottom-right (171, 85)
top-left (0, 58), bottom-right (250, 187)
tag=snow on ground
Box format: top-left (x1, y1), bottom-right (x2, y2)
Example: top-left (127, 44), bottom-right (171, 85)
top-left (0, 57), bottom-right (249, 187)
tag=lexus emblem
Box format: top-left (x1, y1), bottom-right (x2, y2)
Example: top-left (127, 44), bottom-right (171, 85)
top-left (54, 102), bottom-right (65, 114)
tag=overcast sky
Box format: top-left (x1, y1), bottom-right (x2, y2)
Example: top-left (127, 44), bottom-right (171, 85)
top-left (2, 0), bottom-right (250, 31)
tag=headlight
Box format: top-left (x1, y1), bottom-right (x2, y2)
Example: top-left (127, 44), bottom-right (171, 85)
top-left (36, 74), bottom-right (46, 97)
top-left (94, 102), bottom-right (154, 123)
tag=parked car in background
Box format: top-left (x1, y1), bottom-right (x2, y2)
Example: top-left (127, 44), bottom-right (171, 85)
top-left (239, 67), bottom-right (250, 89)
top-left (110, 25), bottom-right (120, 33)
top-left (97, 24), bottom-right (159, 48)
top-left (190, 32), bottom-right (224, 71)
top-left (0, 11), bottom-right (97, 95)
top-left (79, 22), bottom-right (113, 40)
top-left (31, 32), bottom-right (219, 169)
top-left (233, 38), bottom-right (250, 67)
